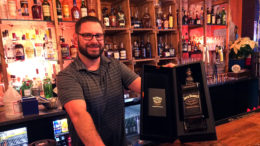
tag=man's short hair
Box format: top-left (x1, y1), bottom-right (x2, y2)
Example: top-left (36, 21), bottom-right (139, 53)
top-left (75, 16), bottom-right (103, 33)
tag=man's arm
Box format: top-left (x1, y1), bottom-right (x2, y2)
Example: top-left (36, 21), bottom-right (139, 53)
top-left (64, 99), bottom-right (105, 146)
top-left (128, 77), bottom-right (141, 94)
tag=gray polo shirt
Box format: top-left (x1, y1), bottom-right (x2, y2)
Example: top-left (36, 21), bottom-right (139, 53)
top-left (57, 55), bottom-right (139, 146)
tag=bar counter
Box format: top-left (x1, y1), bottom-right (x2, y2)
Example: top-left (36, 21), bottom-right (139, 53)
top-left (159, 110), bottom-right (260, 145)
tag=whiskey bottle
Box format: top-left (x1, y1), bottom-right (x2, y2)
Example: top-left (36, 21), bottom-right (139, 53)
top-left (181, 68), bottom-right (206, 132)
top-left (211, 6), bottom-right (216, 25)
top-left (109, 8), bottom-right (117, 27)
top-left (60, 37), bottom-right (71, 59)
top-left (62, 0), bottom-right (70, 21)
top-left (168, 6), bottom-right (174, 29)
top-left (142, 7), bottom-right (151, 28)
top-left (20, 0), bottom-right (29, 17)
top-left (119, 42), bottom-right (127, 60)
top-left (24, 33), bottom-right (35, 59)
top-left (133, 41), bottom-right (140, 59)
top-left (70, 40), bottom-right (78, 59)
top-left (169, 44), bottom-right (175, 57)
top-left (156, 7), bottom-right (163, 29)
top-left (102, 7), bottom-right (110, 27)
top-left (113, 44), bottom-right (120, 60)
top-left (216, 7), bottom-right (221, 25)
top-left (140, 40), bottom-right (146, 58)
top-left (80, 0), bottom-right (88, 17)
top-left (221, 7), bottom-right (226, 25)
top-left (158, 37), bottom-right (163, 57)
top-left (106, 44), bottom-right (114, 58)
top-left (162, 13), bottom-right (169, 29)
top-left (42, 0), bottom-right (51, 21)
top-left (146, 37), bottom-right (152, 58)
top-left (32, 0), bottom-right (42, 20)
top-left (71, 0), bottom-right (80, 21)
top-left (56, 0), bottom-right (62, 21)
top-left (207, 7), bottom-right (211, 25)
top-left (117, 6), bottom-right (125, 27)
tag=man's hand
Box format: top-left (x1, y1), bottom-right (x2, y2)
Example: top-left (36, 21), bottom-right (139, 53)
top-left (162, 63), bottom-right (176, 68)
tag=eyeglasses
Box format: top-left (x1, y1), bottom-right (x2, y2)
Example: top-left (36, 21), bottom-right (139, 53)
top-left (77, 33), bottom-right (104, 41)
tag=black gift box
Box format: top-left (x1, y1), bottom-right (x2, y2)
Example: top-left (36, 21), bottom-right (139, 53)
top-left (140, 61), bottom-right (217, 143)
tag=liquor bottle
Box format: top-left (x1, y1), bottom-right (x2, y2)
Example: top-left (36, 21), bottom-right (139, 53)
top-left (113, 44), bottom-right (120, 60)
top-left (43, 73), bottom-right (53, 98)
top-left (32, 0), bottom-right (42, 20)
top-left (200, 7), bottom-right (204, 24)
top-left (32, 77), bottom-right (40, 97)
top-left (156, 7), bottom-right (163, 29)
top-left (117, 6), bottom-right (125, 27)
top-left (56, 0), bottom-right (62, 21)
top-left (168, 6), bottom-right (174, 29)
top-left (182, 36), bottom-right (188, 53)
top-left (106, 44), bottom-right (113, 58)
top-left (3, 30), bottom-right (15, 62)
top-left (158, 37), bottom-right (163, 57)
top-left (71, 0), bottom-right (80, 21)
top-left (163, 44), bottom-right (170, 58)
top-left (102, 7), bottom-right (110, 27)
top-left (181, 68), bottom-right (206, 132)
top-left (221, 7), bottom-right (226, 25)
top-left (195, 11), bottom-right (200, 25)
top-left (162, 13), bottom-right (169, 29)
top-left (24, 33), bottom-right (35, 59)
top-left (216, 7), bottom-right (221, 25)
top-left (119, 42), bottom-right (127, 60)
top-left (0, 0), bottom-right (8, 19)
top-left (14, 35), bottom-right (25, 61)
top-left (109, 8), bottom-right (117, 27)
top-left (133, 41), bottom-right (140, 59)
top-left (8, 0), bottom-right (17, 19)
top-left (211, 6), bottom-right (215, 25)
top-left (88, 9), bottom-right (96, 17)
top-left (60, 37), bottom-right (71, 59)
top-left (62, 0), bottom-right (70, 21)
top-left (169, 44), bottom-right (175, 57)
top-left (80, 0), bottom-right (88, 17)
top-left (207, 7), bottom-right (211, 25)
top-left (146, 37), bottom-right (152, 58)
top-left (182, 9), bottom-right (188, 25)
top-left (134, 10), bottom-right (142, 28)
top-left (140, 40), bottom-right (146, 58)
top-left (42, 0), bottom-right (51, 21)
top-left (70, 40), bottom-right (78, 59)
top-left (20, 0), bottom-right (29, 17)
top-left (142, 7), bottom-right (151, 28)
top-left (44, 33), bottom-right (54, 60)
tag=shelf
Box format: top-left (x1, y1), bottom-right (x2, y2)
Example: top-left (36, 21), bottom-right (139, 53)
top-left (212, 0), bottom-right (229, 6)
top-left (133, 58), bottom-right (155, 62)
top-left (104, 27), bottom-right (129, 35)
top-left (157, 28), bottom-right (177, 33)
top-left (131, 28), bottom-right (154, 32)
top-left (189, 0), bottom-right (204, 5)
top-left (159, 57), bottom-right (177, 60)
top-left (0, 19), bottom-right (54, 26)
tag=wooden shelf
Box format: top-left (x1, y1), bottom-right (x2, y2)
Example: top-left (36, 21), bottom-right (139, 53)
top-left (159, 57), bottom-right (177, 60)
top-left (133, 58), bottom-right (155, 62)
top-left (157, 28), bottom-right (177, 32)
top-left (0, 19), bottom-right (54, 26)
top-left (131, 28), bottom-right (154, 32)
top-left (212, 0), bottom-right (229, 6)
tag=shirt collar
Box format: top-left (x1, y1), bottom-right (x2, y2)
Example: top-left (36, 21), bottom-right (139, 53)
top-left (73, 55), bottom-right (111, 72)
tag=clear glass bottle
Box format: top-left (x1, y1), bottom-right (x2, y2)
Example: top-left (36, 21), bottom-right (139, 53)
top-left (142, 7), bottom-right (151, 28)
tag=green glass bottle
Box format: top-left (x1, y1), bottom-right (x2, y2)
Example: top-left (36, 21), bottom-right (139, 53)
top-left (43, 77), bottom-right (53, 98)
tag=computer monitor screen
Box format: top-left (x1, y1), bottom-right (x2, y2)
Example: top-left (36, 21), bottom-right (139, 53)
top-left (52, 118), bottom-right (70, 146)
top-left (0, 127), bottom-right (28, 146)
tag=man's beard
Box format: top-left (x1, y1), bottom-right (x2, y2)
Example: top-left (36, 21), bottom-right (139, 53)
top-left (78, 41), bottom-right (104, 60)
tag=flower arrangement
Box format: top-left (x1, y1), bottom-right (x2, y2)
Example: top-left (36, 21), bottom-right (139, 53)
top-left (229, 37), bottom-right (258, 59)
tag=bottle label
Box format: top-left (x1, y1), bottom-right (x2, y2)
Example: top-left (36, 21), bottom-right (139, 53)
top-left (24, 89), bottom-right (31, 97)
top-left (169, 16), bottom-right (173, 28)
top-left (212, 16), bottom-right (216, 24)
top-left (164, 20), bottom-right (169, 29)
top-left (81, 8), bottom-right (88, 17)
top-left (63, 5), bottom-right (70, 18)
top-left (114, 52), bottom-right (120, 60)
top-left (20, 1), bottom-right (29, 16)
top-left (73, 11), bottom-right (80, 19)
top-left (43, 5), bottom-right (51, 16)
top-left (223, 15), bottom-right (226, 24)
top-left (15, 48), bottom-right (25, 58)
top-left (120, 50), bottom-right (127, 60)
top-left (207, 14), bottom-right (211, 24)
top-left (104, 17), bottom-right (110, 27)
top-left (62, 47), bottom-right (70, 58)
top-left (25, 47), bottom-right (35, 59)
top-left (70, 47), bottom-right (77, 58)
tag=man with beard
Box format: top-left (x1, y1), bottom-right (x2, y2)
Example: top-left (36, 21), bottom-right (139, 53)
top-left (57, 16), bottom-right (141, 146)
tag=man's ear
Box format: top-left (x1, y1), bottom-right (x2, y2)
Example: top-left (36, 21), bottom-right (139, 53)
top-left (73, 33), bottom-right (79, 46)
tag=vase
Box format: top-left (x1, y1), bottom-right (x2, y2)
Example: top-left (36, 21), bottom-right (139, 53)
top-left (228, 58), bottom-right (245, 72)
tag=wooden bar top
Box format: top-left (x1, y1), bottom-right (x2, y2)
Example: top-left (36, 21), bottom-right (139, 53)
top-left (161, 111), bottom-right (260, 146)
